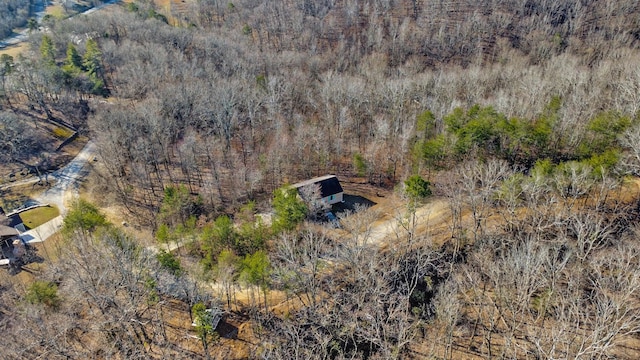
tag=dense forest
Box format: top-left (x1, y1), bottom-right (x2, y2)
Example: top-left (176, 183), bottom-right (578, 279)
top-left (2, 0), bottom-right (640, 358)
top-left (0, 0), bottom-right (35, 37)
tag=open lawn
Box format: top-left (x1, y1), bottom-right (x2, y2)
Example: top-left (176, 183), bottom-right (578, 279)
top-left (19, 205), bottom-right (60, 229)
top-left (46, 4), bottom-right (67, 19)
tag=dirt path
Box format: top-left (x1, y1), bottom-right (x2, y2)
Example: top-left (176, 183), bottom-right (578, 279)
top-left (0, 174), bottom-right (41, 190)
top-left (366, 197), bottom-right (450, 246)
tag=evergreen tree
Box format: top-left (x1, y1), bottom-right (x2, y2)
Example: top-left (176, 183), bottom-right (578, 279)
top-left (64, 43), bottom-right (82, 70)
top-left (272, 185), bottom-right (307, 233)
top-left (240, 250), bottom-right (270, 310)
top-left (82, 39), bottom-right (108, 95)
top-left (82, 39), bottom-right (102, 77)
top-left (40, 35), bottom-right (56, 66)
top-left (63, 199), bottom-right (108, 234)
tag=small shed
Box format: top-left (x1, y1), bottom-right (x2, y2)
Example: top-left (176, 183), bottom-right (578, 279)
top-left (292, 175), bottom-right (344, 205)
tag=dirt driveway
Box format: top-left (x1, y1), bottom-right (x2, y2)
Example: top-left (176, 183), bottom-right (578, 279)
top-left (335, 179), bottom-right (451, 247)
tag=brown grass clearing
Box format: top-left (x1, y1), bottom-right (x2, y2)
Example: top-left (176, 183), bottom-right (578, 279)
top-left (0, 182), bottom-right (43, 212)
top-left (0, 42), bottom-right (29, 58)
top-left (79, 156), bottom-right (158, 246)
top-left (46, 4), bottom-right (66, 18)
top-left (0, 124), bottom-right (86, 189)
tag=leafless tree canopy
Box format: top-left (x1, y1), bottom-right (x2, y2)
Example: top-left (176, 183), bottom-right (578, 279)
top-left (3, 0), bottom-right (640, 358)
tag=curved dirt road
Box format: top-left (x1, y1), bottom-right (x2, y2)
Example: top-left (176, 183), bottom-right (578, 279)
top-left (366, 198), bottom-right (450, 246)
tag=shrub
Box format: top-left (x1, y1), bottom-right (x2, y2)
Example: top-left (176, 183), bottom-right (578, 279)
top-left (26, 281), bottom-right (61, 310)
top-left (63, 199), bottom-right (108, 234)
top-left (157, 250), bottom-right (182, 276)
top-left (353, 153), bottom-right (367, 177)
top-left (404, 175), bottom-right (432, 201)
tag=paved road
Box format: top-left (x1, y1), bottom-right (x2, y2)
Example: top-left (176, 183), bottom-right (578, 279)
top-left (82, 0), bottom-right (119, 15)
top-left (20, 141), bottom-right (97, 244)
top-left (19, 215), bottom-right (63, 244)
top-left (37, 141), bottom-right (96, 214)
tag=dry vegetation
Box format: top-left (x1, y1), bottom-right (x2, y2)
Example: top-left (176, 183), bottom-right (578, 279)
top-left (3, 0), bottom-right (640, 359)
top-left (0, 0), bottom-right (34, 38)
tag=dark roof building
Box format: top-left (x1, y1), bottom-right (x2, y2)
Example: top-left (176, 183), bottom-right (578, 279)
top-left (292, 175), bottom-right (344, 205)
top-left (0, 225), bottom-right (18, 239)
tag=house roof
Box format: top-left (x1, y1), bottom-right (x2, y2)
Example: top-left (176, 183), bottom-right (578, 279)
top-left (0, 225), bottom-right (18, 238)
top-left (191, 308), bottom-right (224, 330)
top-left (1, 213), bottom-right (23, 228)
top-left (292, 175), bottom-right (343, 198)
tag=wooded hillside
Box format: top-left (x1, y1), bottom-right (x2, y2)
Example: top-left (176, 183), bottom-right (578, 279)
top-left (0, 0), bottom-right (34, 38)
top-left (2, 0), bottom-right (640, 359)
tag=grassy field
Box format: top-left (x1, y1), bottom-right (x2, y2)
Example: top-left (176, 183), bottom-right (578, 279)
top-left (46, 4), bottom-right (67, 19)
top-left (52, 125), bottom-right (75, 140)
top-left (0, 42), bottom-right (29, 58)
top-left (19, 205), bottom-right (60, 229)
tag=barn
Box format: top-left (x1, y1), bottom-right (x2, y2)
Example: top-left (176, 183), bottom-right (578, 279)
top-left (292, 175), bottom-right (344, 205)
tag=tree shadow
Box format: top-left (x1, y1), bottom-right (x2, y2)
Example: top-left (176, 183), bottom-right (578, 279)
top-left (8, 213), bottom-right (26, 229)
top-left (2, 240), bottom-right (45, 275)
top-left (216, 320), bottom-right (239, 339)
top-left (332, 194), bottom-right (376, 214)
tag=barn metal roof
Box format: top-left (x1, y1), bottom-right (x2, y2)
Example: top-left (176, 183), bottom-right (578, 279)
top-left (292, 175), bottom-right (344, 198)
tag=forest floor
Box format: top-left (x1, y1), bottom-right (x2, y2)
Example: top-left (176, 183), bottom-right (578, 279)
top-left (8, 106), bottom-right (640, 358)
top-left (73, 169), bottom-right (456, 358)
top-left (11, 137), bottom-right (640, 358)
top-left (10, 147), bottom-right (640, 358)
